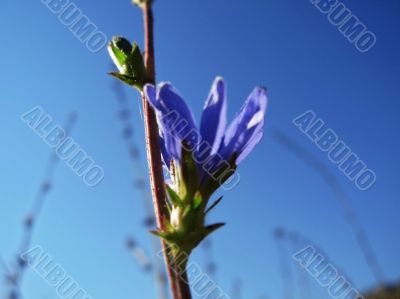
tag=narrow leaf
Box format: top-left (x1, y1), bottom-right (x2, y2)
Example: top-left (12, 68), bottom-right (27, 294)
top-left (128, 43), bottom-right (147, 82)
top-left (181, 140), bottom-right (199, 201)
top-left (109, 72), bottom-right (136, 84)
top-left (166, 184), bottom-right (183, 208)
top-left (108, 72), bottom-right (143, 90)
top-left (193, 193), bottom-right (202, 210)
top-left (205, 196), bottom-right (223, 214)
top-left (205, 223), bottom-right (225, 235)
top-left (150, 230), bottom-right (174, 243)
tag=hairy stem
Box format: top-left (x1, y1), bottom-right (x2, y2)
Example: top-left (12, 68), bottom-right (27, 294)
top-left (140, 2), bottom-right (192, 298)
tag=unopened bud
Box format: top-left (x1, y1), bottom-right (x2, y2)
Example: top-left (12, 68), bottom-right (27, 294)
top-left (170, 207), bottom-right (184, 229)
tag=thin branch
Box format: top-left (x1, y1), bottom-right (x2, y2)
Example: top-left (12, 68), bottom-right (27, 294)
top-left (273, 229), bottom-right (294, 299)
top-left (0, 256), bottom-right (11, 275)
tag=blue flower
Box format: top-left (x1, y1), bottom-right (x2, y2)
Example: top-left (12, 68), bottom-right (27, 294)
top-left (144, 77), bottom-right (267, 189)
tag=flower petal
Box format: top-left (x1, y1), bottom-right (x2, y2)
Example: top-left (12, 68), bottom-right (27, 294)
top-left (199, 77), bottom-right (227, 157)
top-left (144, 84), bottom-right (159, 109)
top-left (159, 135), bottom-right (171, 167)
top-left (236, 131), bottom-right (263, 164)
top-left (220, 87), bottom-right (267, 164)
top-left (144, 84), bottom-right (172, 166)
top-left (144, 83), bottom-right (199, 161)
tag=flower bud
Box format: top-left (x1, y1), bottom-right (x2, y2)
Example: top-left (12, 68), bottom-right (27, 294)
top-left (170, 207), bottom-right (184, 229)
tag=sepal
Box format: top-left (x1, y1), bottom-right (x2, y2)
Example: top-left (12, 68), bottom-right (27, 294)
top-left (179, 141), bottom-right (200, 202)
top-left (204, 222), bottom-right (225, 236)
top-left (200, 154), bottom-right (237, 198)
top-left (166, 184), bottom-right (183, 208)
top-left (109, 72), bottom-right (141, 89)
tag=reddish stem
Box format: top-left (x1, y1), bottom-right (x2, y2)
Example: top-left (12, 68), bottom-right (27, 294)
top-left (141, 2), bottom-right (190, 298)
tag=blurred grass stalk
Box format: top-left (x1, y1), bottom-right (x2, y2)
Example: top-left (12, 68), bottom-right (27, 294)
top-left (5, 113), bottom-right (77, 299)
top-left (271, 128), bottom-right (386, 287)
top-left (273, 228), bottom-right (295, 299)
top-left (275, 227), bottom-right (355, 298)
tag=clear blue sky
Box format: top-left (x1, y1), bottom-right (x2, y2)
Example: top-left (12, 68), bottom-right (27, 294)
top-left (0, 0), bottom-right (399, 298)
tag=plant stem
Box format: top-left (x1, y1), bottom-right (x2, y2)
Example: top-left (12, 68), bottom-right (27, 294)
top-left (169, 249), bottom-right (192, 299)
top-left (140, 2), bottom-right (192, 298)
top-left (175, 263), bottom-right (193, 299)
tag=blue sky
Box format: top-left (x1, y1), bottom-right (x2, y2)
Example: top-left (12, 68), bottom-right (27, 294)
top-left (0, 0), bottom-right (399, 298)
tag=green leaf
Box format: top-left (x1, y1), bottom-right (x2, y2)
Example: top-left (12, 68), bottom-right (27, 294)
top-left (109, 72), bottom-right (135, 83)
top-left (193, 193), bottom-right (202, 210)
top-left (127, 43), bottom-right (146, 83)
top-left (164, 216), bottom-right (174, 232)
top-left (204, 223), bottom-right (225, 235)
top-left (200, 154), bottom-right (237, 198)
top-left (196, 223), bottom-right (226, 245)
top-left (150, 230), bottom-right (179, 244)
top-left (150, 230), bottom-right (167, 239)
top-left (108, 72), bottom-right (142, 91)
top-left (165, 200), bottom-right (172, 216)
top-left (166, 184), bottom-right (183, 208)
top-left (180, 141), bottom-right (199, 201)
top-left (150, 230), bottom-right (164, 237)
top-left (182, 205), bottom-right (191, 218)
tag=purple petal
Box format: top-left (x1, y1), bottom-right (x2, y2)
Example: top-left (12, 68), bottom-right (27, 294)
top-left (143, 84), bottom-right (157, 107)
top-left (159, 135), bottom-right (171, 167)
top-left (144, 83), bottom-right (199, 161)
top-left (236, 131), bottom-right (263, 164)
top-left (199, 77), bottom-right (227, 157)
top-left (144, 84), bottom-right (172, 165)
top-left (220, 87), bottom-right (267, 164)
